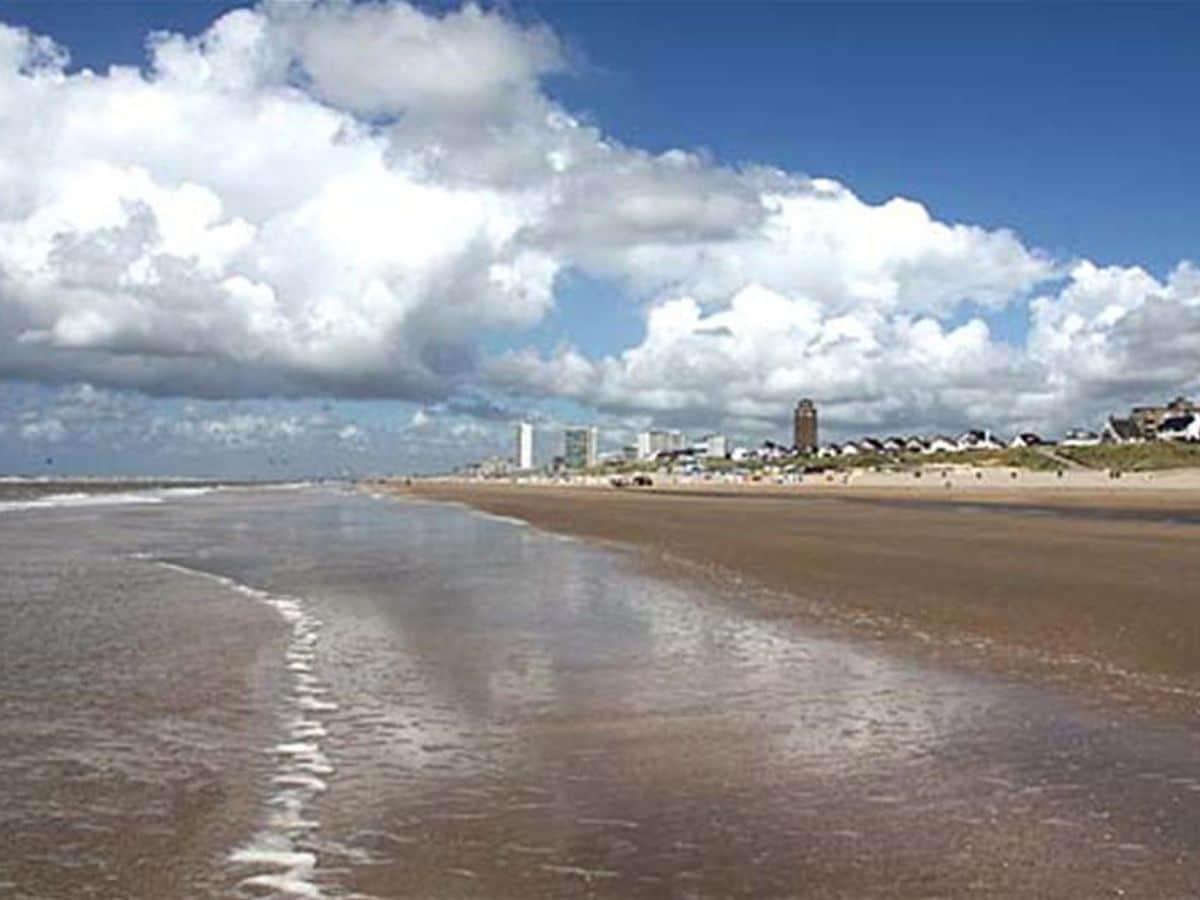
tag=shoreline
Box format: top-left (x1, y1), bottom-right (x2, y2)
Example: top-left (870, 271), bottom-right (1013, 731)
top-left (384, 479), bottom-right (1200, 722)
top-left (396, 463), bottom-right (1200, 511)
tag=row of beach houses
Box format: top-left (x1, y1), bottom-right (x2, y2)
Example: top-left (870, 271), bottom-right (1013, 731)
top-left (811, 430), bottom-right (1040, 460)
top-left (804, 396), bottom-right (1200, 461)
top-left (654, 396), bottom-right (1200, 467)
top-left (642, 430), bottom-right (1055, 466)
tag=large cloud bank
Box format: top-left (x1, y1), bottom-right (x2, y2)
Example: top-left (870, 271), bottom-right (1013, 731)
top-left (0, 1), bottom-right (1196, 437)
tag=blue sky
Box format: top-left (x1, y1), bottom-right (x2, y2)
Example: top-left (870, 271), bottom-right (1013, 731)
top-left (0, 1), bottom-right (1196, 474)
top-left (546, 2), bottom-right (1199, 272)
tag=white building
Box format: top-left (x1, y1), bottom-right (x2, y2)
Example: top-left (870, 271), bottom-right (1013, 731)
top-left (1061, 429), bottom-right (1101, 447)
top-left (701, 433), bottom-right (728, 459)
top-left (515, 421), bottom-right (534, 470)
top-left (955, 429), bottom-right (1002, 451)
top-left (1157, 413), bottom-right (1200, 442)
top-left (923, 436), bottom-right (959, 454)
top-left (1009, 432), bottom-right (1047, 448)
top-left (637, 429), bottom-right (685, 460)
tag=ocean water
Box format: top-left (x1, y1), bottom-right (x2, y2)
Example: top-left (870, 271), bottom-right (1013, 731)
top-left (1, 485), bottom-right (1198, 898)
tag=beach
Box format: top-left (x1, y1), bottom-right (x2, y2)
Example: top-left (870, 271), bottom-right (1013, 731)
top-left (4, 482), bottom-right (1200, 898)
top-left (394, 478), bottom-right (1200, 718)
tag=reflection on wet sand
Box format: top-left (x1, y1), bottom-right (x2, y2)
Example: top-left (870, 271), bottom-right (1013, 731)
top-left (260, 496), bottom-right (1199, 899)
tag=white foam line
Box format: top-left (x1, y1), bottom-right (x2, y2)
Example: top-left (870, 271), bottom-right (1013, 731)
top-left (274, 741), bottom-right (321, 756)
top-left (0, 485), bottom-right (224, 515)
top-left (145, 557), bottom-right (337, 898)
top-left (290, 722), bottom-right (327, 739)
top-left (241, 874), bottom-right (324, 899)
top-left (0, 492), bottom-right (165, 513)
top-left (297, 697), bottom-right (339, 713)
top-left (469, 509), bottom-right (530, 528)
top-left (274, 773), bottom-right (329, 792)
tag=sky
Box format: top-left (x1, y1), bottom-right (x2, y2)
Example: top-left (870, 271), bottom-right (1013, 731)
top-left (0, 0), bottom-right (1196, 476)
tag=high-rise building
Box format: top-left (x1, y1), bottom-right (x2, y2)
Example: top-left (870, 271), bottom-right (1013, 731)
top-left (702, 434), bottom-right (728, 459)
top-left (793, 398), bottom-right (818, 452)
top-left (563, 426), bottom-right (598, 469)
top-left (636, 429), bottom-right (685, 460)
top-left (515, 421), bottom-right (534, 470)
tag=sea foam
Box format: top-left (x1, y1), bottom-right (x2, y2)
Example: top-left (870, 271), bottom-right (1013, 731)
top-left (147, 558), bottom-right (336, 899)
top-left (0, 485), bottom-right (220, 514)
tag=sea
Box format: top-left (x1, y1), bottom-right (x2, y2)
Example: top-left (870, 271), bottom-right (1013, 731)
top-left (1, 482), bottom-right (1198, 898)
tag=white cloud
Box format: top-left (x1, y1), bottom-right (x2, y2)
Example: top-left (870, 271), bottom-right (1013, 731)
top-left (540, 173), bottom-right (1053, 316)
top-left (0, 7), bottom-right (562, 398)
top-left (1027, 261), bottom-right (1200, 413)
top-left (490, 263), bottom-right (1200, 437)
top-left (488, 282), bottom-right (1037, 434)
top-left (0, 3), bottom-right (1195, 443)
top-left (19, 416), bottom-right (67, 443)
top-left (275, 1), bottom-right (563, 116)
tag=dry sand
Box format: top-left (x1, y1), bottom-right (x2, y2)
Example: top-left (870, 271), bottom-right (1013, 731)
top-left (392, 478), bottom-right (1200, 719)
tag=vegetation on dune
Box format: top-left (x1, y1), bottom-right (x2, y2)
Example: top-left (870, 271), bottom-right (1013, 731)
top-left (563, 441), bottom-right (1200, 480)
top-left (810, 448), bottom-right (1056, 471)
top-left (1059, 442), bottom-right (1200, 471)
top-left (899, 448), bottom-right (1062, 471)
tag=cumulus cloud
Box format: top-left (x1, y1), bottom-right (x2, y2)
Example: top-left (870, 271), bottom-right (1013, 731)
top-left (1028, 262), bottom-right (1200, 412)
top-left (491, 260), bottom-right (1200, 437)
top-left (0, 1), bottom-right (1195, 444)
top-left (488, 283), bottom-right (1039, 434)
top-left (275, 1), bottom-right (564, 116)
top-left (0, 5), bottom-right (562, 398)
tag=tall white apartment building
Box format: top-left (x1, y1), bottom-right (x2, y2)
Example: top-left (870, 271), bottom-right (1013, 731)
top-left (636, 429), bottom-right (685, 460)
top-left (515, 421), bottom-right (534, 470)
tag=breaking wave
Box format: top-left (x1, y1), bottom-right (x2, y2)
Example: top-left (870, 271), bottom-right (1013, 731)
top-left (0, 486), bottom-right (219, 514)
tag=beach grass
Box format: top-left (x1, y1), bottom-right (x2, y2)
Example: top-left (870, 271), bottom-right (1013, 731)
top-left (1057, 441), bottom-right (1200, 471)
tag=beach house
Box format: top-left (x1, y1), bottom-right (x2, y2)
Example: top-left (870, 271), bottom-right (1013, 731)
top-left (955, 430), bottom-right (1002, 451)
top-left (1125, 395), bottom-right (1196, 439)
top-left (1156, 413), bottom-right (1200, 442)
top-left (1061, 429), bottom-right (1101, 447)
top-left (1009, 432), bottom-right (1047, 448)
top-left (1102, 417), bottom-right (1144, 444)
top-left (922, 436), bottom-right (958, 454)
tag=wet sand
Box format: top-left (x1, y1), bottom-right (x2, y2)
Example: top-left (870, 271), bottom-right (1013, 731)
top-left (7, 485), bottom-right (1200, 898)
top-left (0, 504), bottom-right (286, 898)
top-left (395, 481), bottom-right (1200, 718)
